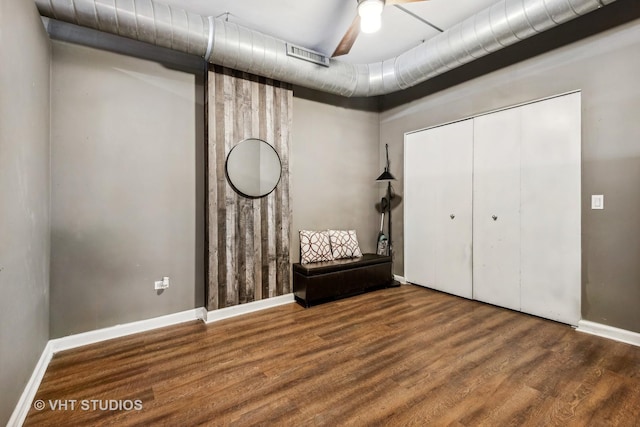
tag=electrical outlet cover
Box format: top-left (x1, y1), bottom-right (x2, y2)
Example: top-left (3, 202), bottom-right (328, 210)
top-left (591, 194), bottom-right (604, 210)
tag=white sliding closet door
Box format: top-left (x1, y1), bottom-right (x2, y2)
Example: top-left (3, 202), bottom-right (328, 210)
top-left (405, 120), bottom-right (473, 298)
top-left (435, 121), bottom-right (473, 298)
top-left (406, 92), bottom-right (581, 325)
top-left (405, 132), bottom-right (438, 288)
top-left (473, 108), bottom-right (521, 311)
top-left (519, 93), bottom-right (581, 325)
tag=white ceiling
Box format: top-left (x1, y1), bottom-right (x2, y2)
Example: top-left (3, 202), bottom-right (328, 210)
top-left (161, 0), bottom-right (499, 63)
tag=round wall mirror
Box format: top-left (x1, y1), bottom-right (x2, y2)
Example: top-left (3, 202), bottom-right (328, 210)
top-left (225, 138), bottom-right (282, 198)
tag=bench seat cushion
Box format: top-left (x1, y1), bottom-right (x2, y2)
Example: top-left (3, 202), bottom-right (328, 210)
top-left (292, 254), bottom-right (391, 276)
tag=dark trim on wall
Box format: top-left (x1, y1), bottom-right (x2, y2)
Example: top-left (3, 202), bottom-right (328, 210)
top-left (292, 85), bottom-right (380, 112)
top-left (43, 0), bottom-right (639, 113)
top-left (380, 0), bottom-right (640, 111)
top-left (44, 18), bottom-right (206, 73)
top-left (292, 0), bottom-right (639, 112)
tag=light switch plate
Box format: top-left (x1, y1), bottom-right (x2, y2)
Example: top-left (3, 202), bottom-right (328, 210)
top-left (591, 195), bottom-right (604, 210)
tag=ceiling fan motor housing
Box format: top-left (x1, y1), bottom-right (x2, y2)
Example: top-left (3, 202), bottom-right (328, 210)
top-left (357, 0), bottom-right (386, 4)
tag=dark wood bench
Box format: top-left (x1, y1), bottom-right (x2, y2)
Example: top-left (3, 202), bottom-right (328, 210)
top-left (292, 254), bottom-right (393, 307)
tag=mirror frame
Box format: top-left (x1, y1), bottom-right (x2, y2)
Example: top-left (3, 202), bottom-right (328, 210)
top-left (225, 138), bottom-right (282, 199)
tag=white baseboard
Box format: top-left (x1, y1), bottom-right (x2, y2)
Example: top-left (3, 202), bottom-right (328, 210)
top-left (50, 308), bottom-right (204, 353)
top-left (394, 275), bottom-right (407, 284)
top-left (9, 296), bottom-right (294, 425)
top-left (9, 308), bottom-right (204, 426)
top-left (205, 293), bottom-right (295, 323)
top-left (7, 342), bottom-right (54, 427)
top-left (576, 320), bottom-right (640, 347)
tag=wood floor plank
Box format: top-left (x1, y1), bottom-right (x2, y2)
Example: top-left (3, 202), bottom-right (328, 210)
top-left (24, 285), bottom-right (640, 426)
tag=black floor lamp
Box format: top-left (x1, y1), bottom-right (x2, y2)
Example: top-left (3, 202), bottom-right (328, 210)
top-left (377, 144), bottom-right (401, 287)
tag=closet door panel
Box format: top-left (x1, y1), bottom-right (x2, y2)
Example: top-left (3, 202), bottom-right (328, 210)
top-left (404, 120), bottom-right (473, 298)
top-left (434, 120), bottom-right (473, 298)
top-left (404, 132), bottom-right (438, 288)
top-left (473, 108), bottom-right (521, 311)
top-left (520, 93), bottom-right (581, 325)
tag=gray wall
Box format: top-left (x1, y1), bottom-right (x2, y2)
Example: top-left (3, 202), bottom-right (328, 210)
top-left (0, 1), bottom-right (51, 424)
top-left (291, 97), bottom-right (380, 263)
top-left (50, 40), bottom-right (205, 337)
top-left (380, 18), bottom-right (640, 333)
top-left (47, 27), bottom-right (381, 336)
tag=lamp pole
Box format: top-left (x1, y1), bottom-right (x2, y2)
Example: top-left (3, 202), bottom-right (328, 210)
top-left (376, 144), bottom-right (400, 287)
top-left (387, 180), bottom-right (393, 258)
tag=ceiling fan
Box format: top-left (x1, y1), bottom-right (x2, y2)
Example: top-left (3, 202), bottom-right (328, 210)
top-left (332, 0), bottom-right (428, 57)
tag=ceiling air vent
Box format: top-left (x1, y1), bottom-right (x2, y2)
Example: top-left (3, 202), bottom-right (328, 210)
top-left (286, 43), bottom-right (330, 67)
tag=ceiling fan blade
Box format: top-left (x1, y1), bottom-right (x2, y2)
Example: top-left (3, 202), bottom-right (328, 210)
top-left (332, 15), bottom-right (361, 57)
top-left (386, 0), bottom-right (427, 4)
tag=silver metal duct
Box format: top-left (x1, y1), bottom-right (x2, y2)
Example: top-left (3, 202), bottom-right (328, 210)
top-left (35, 0), bottom-right (210, 56)
top-left (35, 0), bottom-right (614, 97)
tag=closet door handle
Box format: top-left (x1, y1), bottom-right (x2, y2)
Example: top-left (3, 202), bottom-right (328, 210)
top-left (450, 214), bottom-right (455, 220)
top-left (492, 215), bottom-right (498, 221)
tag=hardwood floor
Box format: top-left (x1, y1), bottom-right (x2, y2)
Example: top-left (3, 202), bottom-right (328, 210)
top-left (25, 285), bottom-right (640, 426)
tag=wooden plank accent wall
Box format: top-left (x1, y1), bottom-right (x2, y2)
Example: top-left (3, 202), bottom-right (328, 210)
top-left (206, 65), bottom-right (292, 311)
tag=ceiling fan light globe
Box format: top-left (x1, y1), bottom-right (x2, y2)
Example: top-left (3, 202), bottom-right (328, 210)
top-left (358, 0), bottom-right (384, 33)
top-left (360, 15), bottom-right (382, 33)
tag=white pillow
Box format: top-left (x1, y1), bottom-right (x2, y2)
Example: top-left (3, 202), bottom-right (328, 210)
top-left (328, 230), bottom-right (363, 260)
top-left (299, 230), bottom-right (334, 264)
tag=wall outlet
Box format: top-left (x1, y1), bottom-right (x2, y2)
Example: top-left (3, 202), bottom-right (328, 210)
top-left (154, 277), bottom-right (170, 290)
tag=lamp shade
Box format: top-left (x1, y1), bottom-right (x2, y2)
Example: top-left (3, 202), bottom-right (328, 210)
top-left (376, 169), bottom-right (396, 181)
